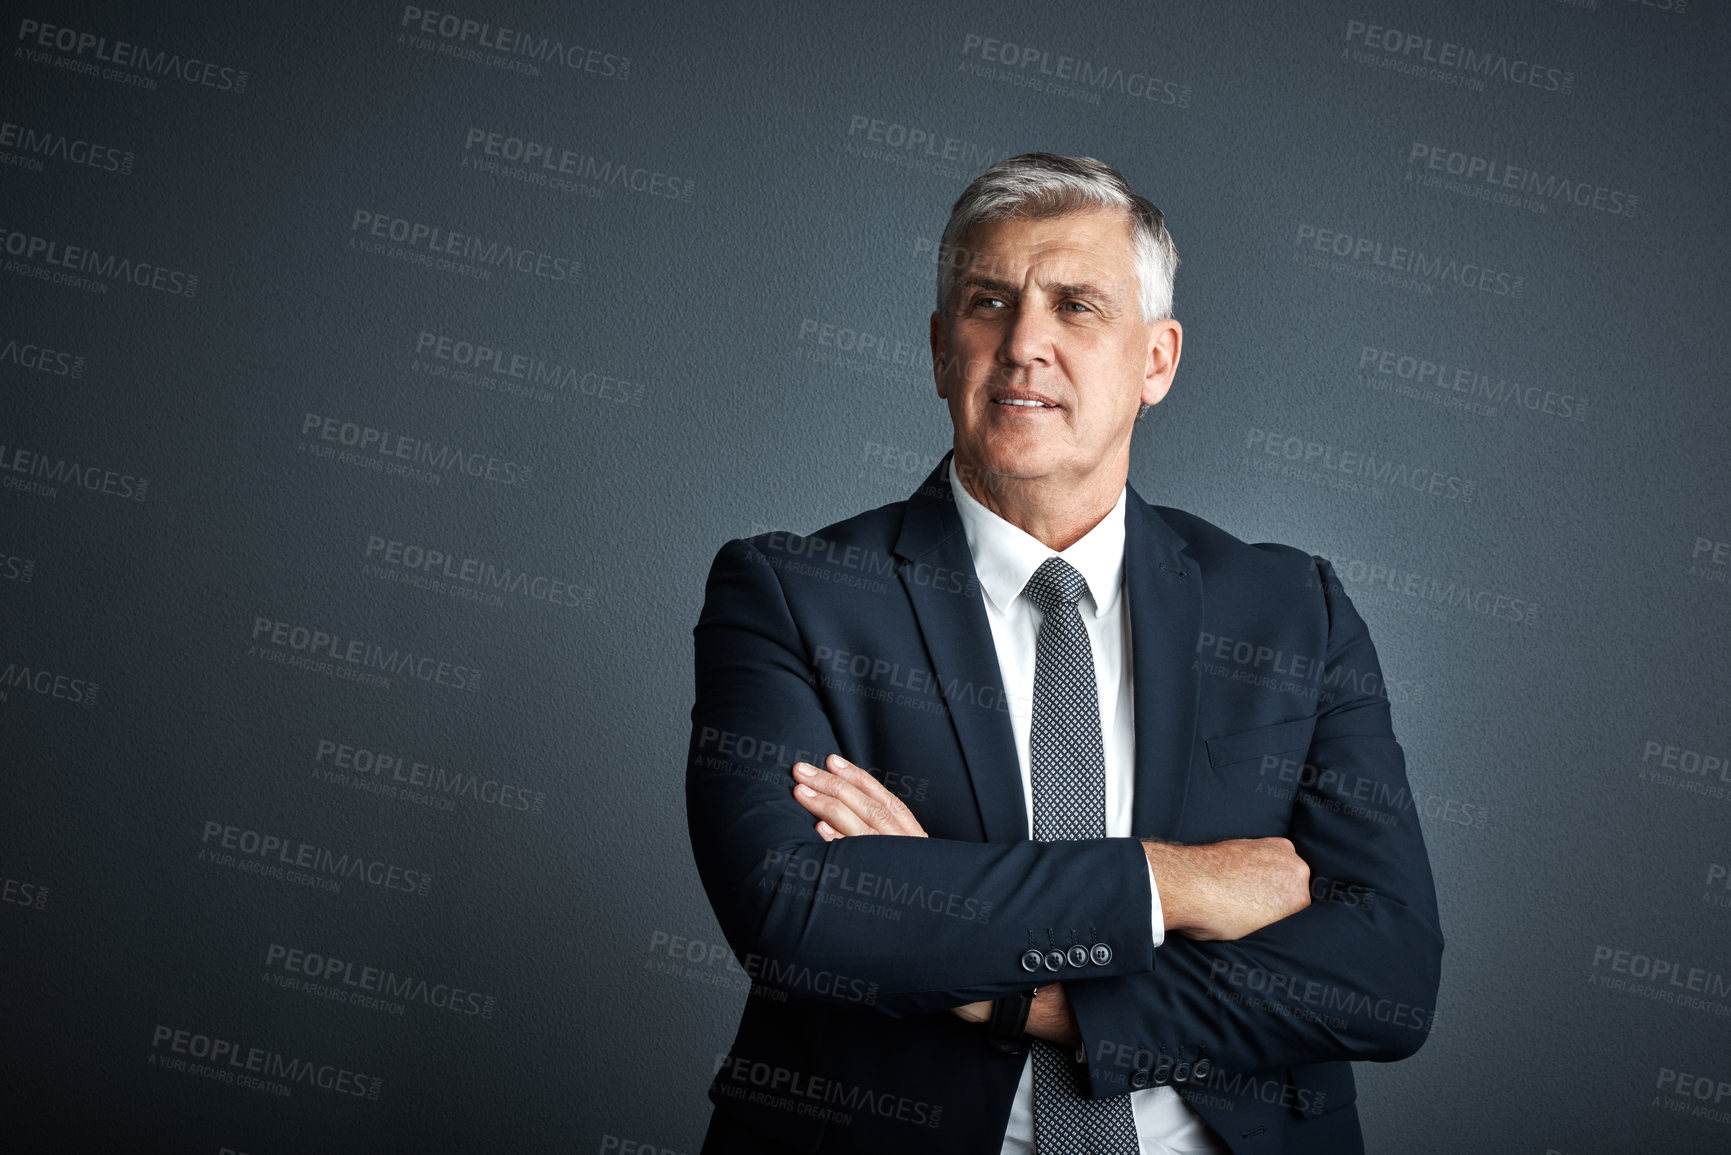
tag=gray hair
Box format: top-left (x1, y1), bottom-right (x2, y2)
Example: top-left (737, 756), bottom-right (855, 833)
top-left (935, 152), bottom-right (1178, 323)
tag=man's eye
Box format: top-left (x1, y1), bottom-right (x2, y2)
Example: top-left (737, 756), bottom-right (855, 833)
top-left (1061, 300), bottom-right (1091, 313)
top-left (973, 296), bottom-right (1007, 310)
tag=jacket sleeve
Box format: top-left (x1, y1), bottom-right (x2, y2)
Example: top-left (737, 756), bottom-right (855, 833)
top-left (685, 537), bottom-right (1157, 1018)
top-left (1065, 556), bottom-right (1445, 1095)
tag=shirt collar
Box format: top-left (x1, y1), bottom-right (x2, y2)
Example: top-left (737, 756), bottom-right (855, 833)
top-left (947, 456), bottom-right (1127, 620)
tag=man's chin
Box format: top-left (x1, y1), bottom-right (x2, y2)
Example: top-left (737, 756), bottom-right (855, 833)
top-left (952, 451), bottom-right (1065, 500)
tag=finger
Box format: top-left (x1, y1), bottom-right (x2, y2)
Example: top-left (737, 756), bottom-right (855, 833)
top-left (793, 781), bottom-right (872, 836)
top-left (826, 755), bottom-right (899, 810)
top-left (826, 756), bottom-right (926, 837)
top-left (949, 1000), bottom-right (992, 1023)
top-left (791, 765), bottom-right (877, 836)
top-left (795, 761), bottom-right (898, 835)
top-left (816, 820), bottom-right (842, 841)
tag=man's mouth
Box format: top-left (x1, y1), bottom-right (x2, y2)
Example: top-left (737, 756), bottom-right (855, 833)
top-left (993, 398), bottom-right (1058, 409)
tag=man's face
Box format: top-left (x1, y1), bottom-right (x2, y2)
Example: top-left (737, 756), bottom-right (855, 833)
top-left (930, 208), bottom-right (1180, 503)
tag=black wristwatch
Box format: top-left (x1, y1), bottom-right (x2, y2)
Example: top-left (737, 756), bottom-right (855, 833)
top-left (985, 987), bottom-right (1039, 1053)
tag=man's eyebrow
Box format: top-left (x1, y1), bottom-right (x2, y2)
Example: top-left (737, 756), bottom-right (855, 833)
top-left (957, 274), bottom-right (1018, 296)
top-left (957, 276), bottom-right (1119, 301)
top-left (1048, 281), bottom-right (1118, 304)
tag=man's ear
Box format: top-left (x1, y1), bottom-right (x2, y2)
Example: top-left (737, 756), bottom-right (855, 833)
top-left (1141, 318), bottom-right (1182, 409)
top-left (930, 310), bottom-right (949, 399)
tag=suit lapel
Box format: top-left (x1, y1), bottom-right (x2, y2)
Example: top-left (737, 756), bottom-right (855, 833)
top-left (1124, 487), bottom-right (1202, 841)
top-left (894, 457), bottom-right (1028, 844)
top-left (892, 462), bottom-right (1203, 845)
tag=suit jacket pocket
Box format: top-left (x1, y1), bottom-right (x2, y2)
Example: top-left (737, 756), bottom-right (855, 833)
top-left (1205, 716), bottom-right (1316, 772)
top-left (1180, 716), bottom-right (1318, 841)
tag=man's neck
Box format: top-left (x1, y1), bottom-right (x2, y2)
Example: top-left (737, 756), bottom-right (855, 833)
top-left (952, 455), bottom-right (1127, 553)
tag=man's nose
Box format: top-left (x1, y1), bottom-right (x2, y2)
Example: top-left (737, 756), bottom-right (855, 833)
top-left (998, 304), bottom-right (1056, 367)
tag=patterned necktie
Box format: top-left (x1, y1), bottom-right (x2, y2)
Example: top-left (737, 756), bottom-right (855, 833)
top-left (1023, 556), bottom-right (1139, 1154)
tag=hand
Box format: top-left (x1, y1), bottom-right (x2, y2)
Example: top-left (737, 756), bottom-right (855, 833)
top-left (786, 762), bottom-right (997, 1026)
top-left (948, 985), bottom-right (1078, 1047)
top-left (790, 755), bottom-right (928, 839)
top-left (951, 999), bottom-right (992, 1024)
top-left (1144, 837), bottom-right (1311, 941)
top-left (1025, 983), bottom-right (1080, 1048)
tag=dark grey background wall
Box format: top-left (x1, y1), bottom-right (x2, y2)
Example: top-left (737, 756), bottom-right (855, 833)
top-left (3, 1), bottom-right (1727, 1151)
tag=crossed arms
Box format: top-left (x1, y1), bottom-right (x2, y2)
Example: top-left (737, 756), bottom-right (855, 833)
top-left (686, 537), bottom-right (1444, 1090)
top-left (793, 753), bottom-right (1316, 1049)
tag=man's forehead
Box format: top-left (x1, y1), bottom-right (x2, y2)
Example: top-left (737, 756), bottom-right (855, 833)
top-left (955, 209), bottom-right (1136, 283)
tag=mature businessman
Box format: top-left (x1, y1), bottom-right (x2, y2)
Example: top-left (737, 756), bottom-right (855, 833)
top-left (686, 153), bottom-right (1443, 1153)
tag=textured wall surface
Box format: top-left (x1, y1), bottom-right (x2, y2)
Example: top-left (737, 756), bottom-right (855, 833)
top-left (3, 1), bottom-right (1728, 1152)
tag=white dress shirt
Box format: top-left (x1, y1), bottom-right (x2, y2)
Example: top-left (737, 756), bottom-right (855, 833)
top-left (947, 459), bottom-right (1227, 1155)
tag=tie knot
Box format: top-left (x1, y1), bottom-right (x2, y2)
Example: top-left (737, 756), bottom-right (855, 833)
top-left (1024, 556), bottom-right (1089, 614)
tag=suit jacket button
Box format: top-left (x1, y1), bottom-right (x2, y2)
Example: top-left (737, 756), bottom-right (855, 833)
top-left (1152, 1063), bottom-right (1172, 1086)
top-left (1020, 949), bottom-right (1044, 973)
top-left (1043, 949), bottom-right (1066, 971)
top-left (1173, 1062), bottom-right (1192, 1083)
top-left (1191, 1059), bottom-right (1213, 1080)
top-left (1129, 1069), bottom-right (1149, 1089)
top-left (1066, 945), bottom-right (1090, 968)
top-left (1089, 943), bottom-right (1112, 966)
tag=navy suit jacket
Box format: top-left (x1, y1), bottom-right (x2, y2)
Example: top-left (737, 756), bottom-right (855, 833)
top-left (686, 456), bottom-right (1443, 1154)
